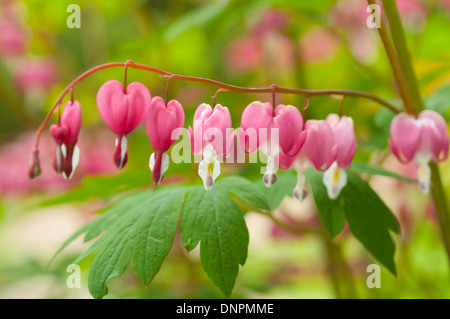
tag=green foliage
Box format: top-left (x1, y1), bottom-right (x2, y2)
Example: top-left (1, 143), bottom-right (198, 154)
top-left (181, 186), bottom-right (249, 297)
top-left (350, 162), bottom-right (415, 183)
top-left (86, 187), bottom-right (188, 298)
top-left (215, 175), bottom-right (271, 210)
top-left (342, 172), bottom-right (399, 275)
top-left (306, 169), bottom-right (346, 239)
top-left (307, 169), bottom-right (400, 275)
top-left (52, 162), bottom-right (403, 297)
top-left (52, 178), bottom-right (256, 298)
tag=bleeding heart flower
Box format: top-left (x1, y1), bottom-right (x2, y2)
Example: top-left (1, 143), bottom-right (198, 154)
top-left (389, 110), bottom-right (449, 193)
top-left (189, 103), bottom-right (235, 190)
top-left (145, 96), bottom-right (185, 185)
top-left (239, 101), bottom-right (306, 188)
top-left (96, 80), bottom-right (151, 169)
top-left (49, 100), bottom-right (82, 179)
top-left (279, 119), bottom-right (337, 202)
top-left (322, 114), bottom-right (357, 199)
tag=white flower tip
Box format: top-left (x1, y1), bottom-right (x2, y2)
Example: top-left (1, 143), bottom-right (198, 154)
top-left (203, 175), bottom-right (214, 191)
top-left (293, 186), bottom-right (308, 202)
top-left (149, 152), bottom-right (170, 185)
top-left (198, 155), bottom-right (220, 191)
top-left (323, 162), bottom-right (347, 200)
top-left (417, 162), bottom-right (432, 194)
top-left (263, 172), bottom-right (277, 188)
top-left (62, 145), bottom-right (80, 180)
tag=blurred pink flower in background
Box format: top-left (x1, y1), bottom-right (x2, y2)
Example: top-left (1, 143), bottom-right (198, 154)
top-left (328, 0), bottom-right (379, 65)
top-left (255, 8), bottom-right (291, 35)
top-left (0, 131), bottom-right (116, 196)
top-left (299, 27), bottom-right (341, 64)
top-left (0, 17), bottom-right (28, 57)
top-left (328, 0), bottom-right (368, 29)
top-left (396, 0), bottom-right (428, 33)
top-left (225, 9), bottom-right (295, 73)
top-left (225, 35), bottom-right (262, 73)
top-left (13, 56), bottom-right (58, 93)
top-left (439, 0), bottom-right (450, 11)
top-left (348, 29), bottom-right (379, 65)
top-left (0, 0), bottom-right (28, 58)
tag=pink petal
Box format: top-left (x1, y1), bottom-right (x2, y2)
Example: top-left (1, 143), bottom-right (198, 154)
top-left (167, 99), bottom-right (185, 140)
top-left (203, 104), bottom-right (233, 157)
top-left (145, 97), bottom-right (184, 151)
top-left (389, 138), bottom-right (409, 164)
top-left (61, 101), bottom-right (82, 145)
top-left (273, 104), bottom-right (304, 156)
top-left (191, 103), bottom-right (212, 155)
top-left (418, 110), bottom-right (449, 162)
top-left (390, 113), bottom-right (421, 163)
top-left (326, 114), bottom-right (357, 168)
top-left (96, 80), bottom-right (149, 135)
top-left (277, 152), bottom-right (296, 170)
top-left (240, 101), bottom-right (273, 152)
top-left (303, 120), bottom-right (336, 171)
top-left (123, 82), bottom-right (151, 133)
top-left (49, 124), bottom-right (69, 145)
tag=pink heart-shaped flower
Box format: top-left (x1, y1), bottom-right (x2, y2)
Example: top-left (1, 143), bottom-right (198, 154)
top-left (96, 80), bottom-right (151, 135)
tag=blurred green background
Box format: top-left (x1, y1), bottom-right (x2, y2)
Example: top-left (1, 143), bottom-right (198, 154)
top-left (0, 0), bottom-right (449, 298)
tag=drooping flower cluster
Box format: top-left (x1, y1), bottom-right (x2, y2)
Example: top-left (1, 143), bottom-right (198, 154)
top-left (40, 77), bottom-right (448, 201)
top-left (49, 100), bottom-right (82, 179)
top-left (278, 114), bottom-right (357, 201)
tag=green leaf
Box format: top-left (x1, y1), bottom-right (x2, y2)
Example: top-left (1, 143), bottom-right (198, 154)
top-left (307, 169), bottom-right (399, 275)
top-left (350, 162), bottom-right (415, 183)
top-left (87, 187), bottom-right (188, 298)
top-left (181, 186), bottom-right (249, 297)
top-left (52, 186), bottom-right (189, 299)
top-left (306, 169), bottom-right (346, 238)
top-left (215, 176), bottom-right (271, 210)
top-left (343, 172), bottom-right (399, 275)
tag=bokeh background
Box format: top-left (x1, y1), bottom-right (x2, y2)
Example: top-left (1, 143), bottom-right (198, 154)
top-left (0, 0), bottom-right (449, 298)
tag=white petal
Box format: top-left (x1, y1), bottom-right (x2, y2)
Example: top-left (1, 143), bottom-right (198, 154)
top-left (61, 144), bottom-right (67, 158)
top-left (160, 152), bottom-right (170, 178)
top-left (323, 162), bottom-right (347, 200)
top-left (149, 153), bottom-right (155, 171)
top-left (149, 152), bottom-right (170, 184)
top-left (119, 135), bottom-right (128, 169)
top-left (55, 145), bottom-right (62, 173)
top-left (293, 169), bottom-right (307, 202)
top-left (62, 145), bottom-right (80, 180)
top-left (198, 155), bottom-right (220, 191)
top-left (417, 161), bottom-right (431, 194)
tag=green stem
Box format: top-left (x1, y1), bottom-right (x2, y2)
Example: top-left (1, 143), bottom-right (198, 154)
top-left (367, 0), bottom-right (415, 113)
top-left (381, 0), bottom-right (450, 268)
top-left (321, 232), bottom-right (356, 299)
top-left (381, 0), bottom-right (422, 114)
top-left (429, 163), bottom-right (450, 265)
